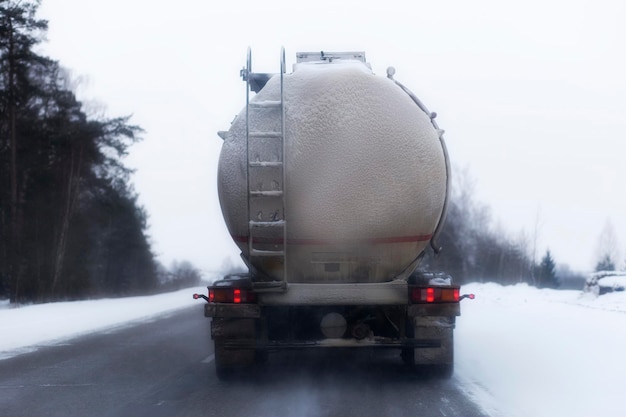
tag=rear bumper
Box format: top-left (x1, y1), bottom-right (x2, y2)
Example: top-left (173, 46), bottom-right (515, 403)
top-left (258, 281), bottom-right (409, 305)
top-left (408, 303), bottom-right (460, 317)
top-left (204, 301), bottom-right (460, 318)
top-left (204, 303), bottom-right (260, 318)
top-left (217, 337), bottom-right (442, 350)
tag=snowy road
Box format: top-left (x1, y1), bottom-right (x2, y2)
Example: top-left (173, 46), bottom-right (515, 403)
top-left (0, 305), bottom-right (485, 417)
top-left (2, 282), bottom-right (624, 416)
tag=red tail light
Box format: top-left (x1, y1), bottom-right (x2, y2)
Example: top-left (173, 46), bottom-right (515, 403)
top-left (410, 287), bottom-right (460, 303)
top-left (208, 287), bottom-right (256, 304)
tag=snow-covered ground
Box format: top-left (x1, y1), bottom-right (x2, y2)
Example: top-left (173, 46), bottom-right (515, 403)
top-left (456, 282), bottom-right (626, 417)
top-left (0, 286), bottom-right (207, 360)
top-left (1, 282), bottom-right (625, 417)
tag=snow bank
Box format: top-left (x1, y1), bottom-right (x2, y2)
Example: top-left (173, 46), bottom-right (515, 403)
top-left (456, 282), bottom-right (626, 417)
top-left (0, 286), bottom-right (206, 360)
top-left (584, 271), bottom-right (626, 296)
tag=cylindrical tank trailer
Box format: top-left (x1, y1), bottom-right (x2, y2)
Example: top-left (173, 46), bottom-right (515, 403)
top-left (195, 49), bottom-right (469, 380)
top-left (218, 50), bottom-right (449, 284)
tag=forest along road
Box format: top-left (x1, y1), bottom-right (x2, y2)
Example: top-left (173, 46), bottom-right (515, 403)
top-left (0, 306), bottom-right (487, 417)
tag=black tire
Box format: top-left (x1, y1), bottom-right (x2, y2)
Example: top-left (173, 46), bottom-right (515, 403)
top-left (401, 348), bottom-right (415, 365)
top-left (435, 363), bottom-right (454, 379)
top-left (215, 361), bottom-right (233, 381)
top-left (256, 349), bottom-right (269, 364)
top-left (213, 341), bottom-right (233, 381)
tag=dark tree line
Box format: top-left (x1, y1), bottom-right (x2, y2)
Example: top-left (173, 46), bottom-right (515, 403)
top-left (424, 166), bottom-right (560, 288)
top-left (0, 0), bottom-right (158, 302)
top-left (0, 1), bottom-right (564, 301)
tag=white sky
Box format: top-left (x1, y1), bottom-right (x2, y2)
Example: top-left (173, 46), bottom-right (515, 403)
top-left (36, 0), bottom-right (626, 275)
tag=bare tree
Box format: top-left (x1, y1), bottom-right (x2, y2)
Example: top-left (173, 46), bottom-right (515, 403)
top-left (594, 218), bottom-right (620, 272)
top-left (515, 229), bottom-right (531, 283)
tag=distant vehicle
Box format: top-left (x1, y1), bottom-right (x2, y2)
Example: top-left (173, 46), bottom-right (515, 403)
top-left (584, 271), bottom-right (626, 296)
top-left (194, 48), bottom-right (473, 380)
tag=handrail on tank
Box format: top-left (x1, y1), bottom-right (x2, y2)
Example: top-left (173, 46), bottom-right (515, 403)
top-left (386, 67), bottom-right (450, 256)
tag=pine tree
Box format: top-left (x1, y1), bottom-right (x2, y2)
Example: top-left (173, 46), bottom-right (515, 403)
top-left (537, 250), bottom-right (559, 289)
top-left (1, 1), bottom-right (157, 302)
top-left (0, 0), bottom-right (48, 301)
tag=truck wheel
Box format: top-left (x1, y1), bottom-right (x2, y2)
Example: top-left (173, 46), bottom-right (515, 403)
top-left (256, 349), bottom-right (269, 364)
top-left (434, 363), bottom-right (454, 379)
top-left (401, 348), bottom-right (414, 365)
top-left (214, 359), bottom-right (231, 381)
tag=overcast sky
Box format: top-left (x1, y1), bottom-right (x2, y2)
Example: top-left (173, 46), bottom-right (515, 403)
top-left (37, 0), bottom-right (626, 275)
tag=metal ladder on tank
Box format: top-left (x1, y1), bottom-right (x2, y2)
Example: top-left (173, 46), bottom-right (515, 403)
top-left (243, 47), bottom-right (288, 283)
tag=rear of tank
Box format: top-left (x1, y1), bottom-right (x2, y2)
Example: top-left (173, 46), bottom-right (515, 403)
top-left (204, 52), bottom-right (459, 379)
top-left (218, 55), bottom-right (447, 287)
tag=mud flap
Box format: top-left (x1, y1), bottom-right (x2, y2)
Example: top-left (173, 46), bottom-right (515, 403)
top-left (212, 318), bottom-right (257, 379)
top-left (412, 316), bottom-right (455, 378)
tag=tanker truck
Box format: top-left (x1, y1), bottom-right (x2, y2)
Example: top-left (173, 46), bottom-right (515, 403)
top-left (194, 48), bottom-right (473, 379)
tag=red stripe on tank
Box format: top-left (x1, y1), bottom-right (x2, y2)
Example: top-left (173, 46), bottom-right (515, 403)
top-left (232, 235), bottom-right (432, 245)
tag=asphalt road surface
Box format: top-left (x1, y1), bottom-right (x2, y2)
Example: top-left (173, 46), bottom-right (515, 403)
top-left (0, 305), bottom-right (488, 417)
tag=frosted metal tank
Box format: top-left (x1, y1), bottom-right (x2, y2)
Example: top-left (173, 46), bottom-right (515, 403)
top-left (218, 51), bottom-right (448, 284)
